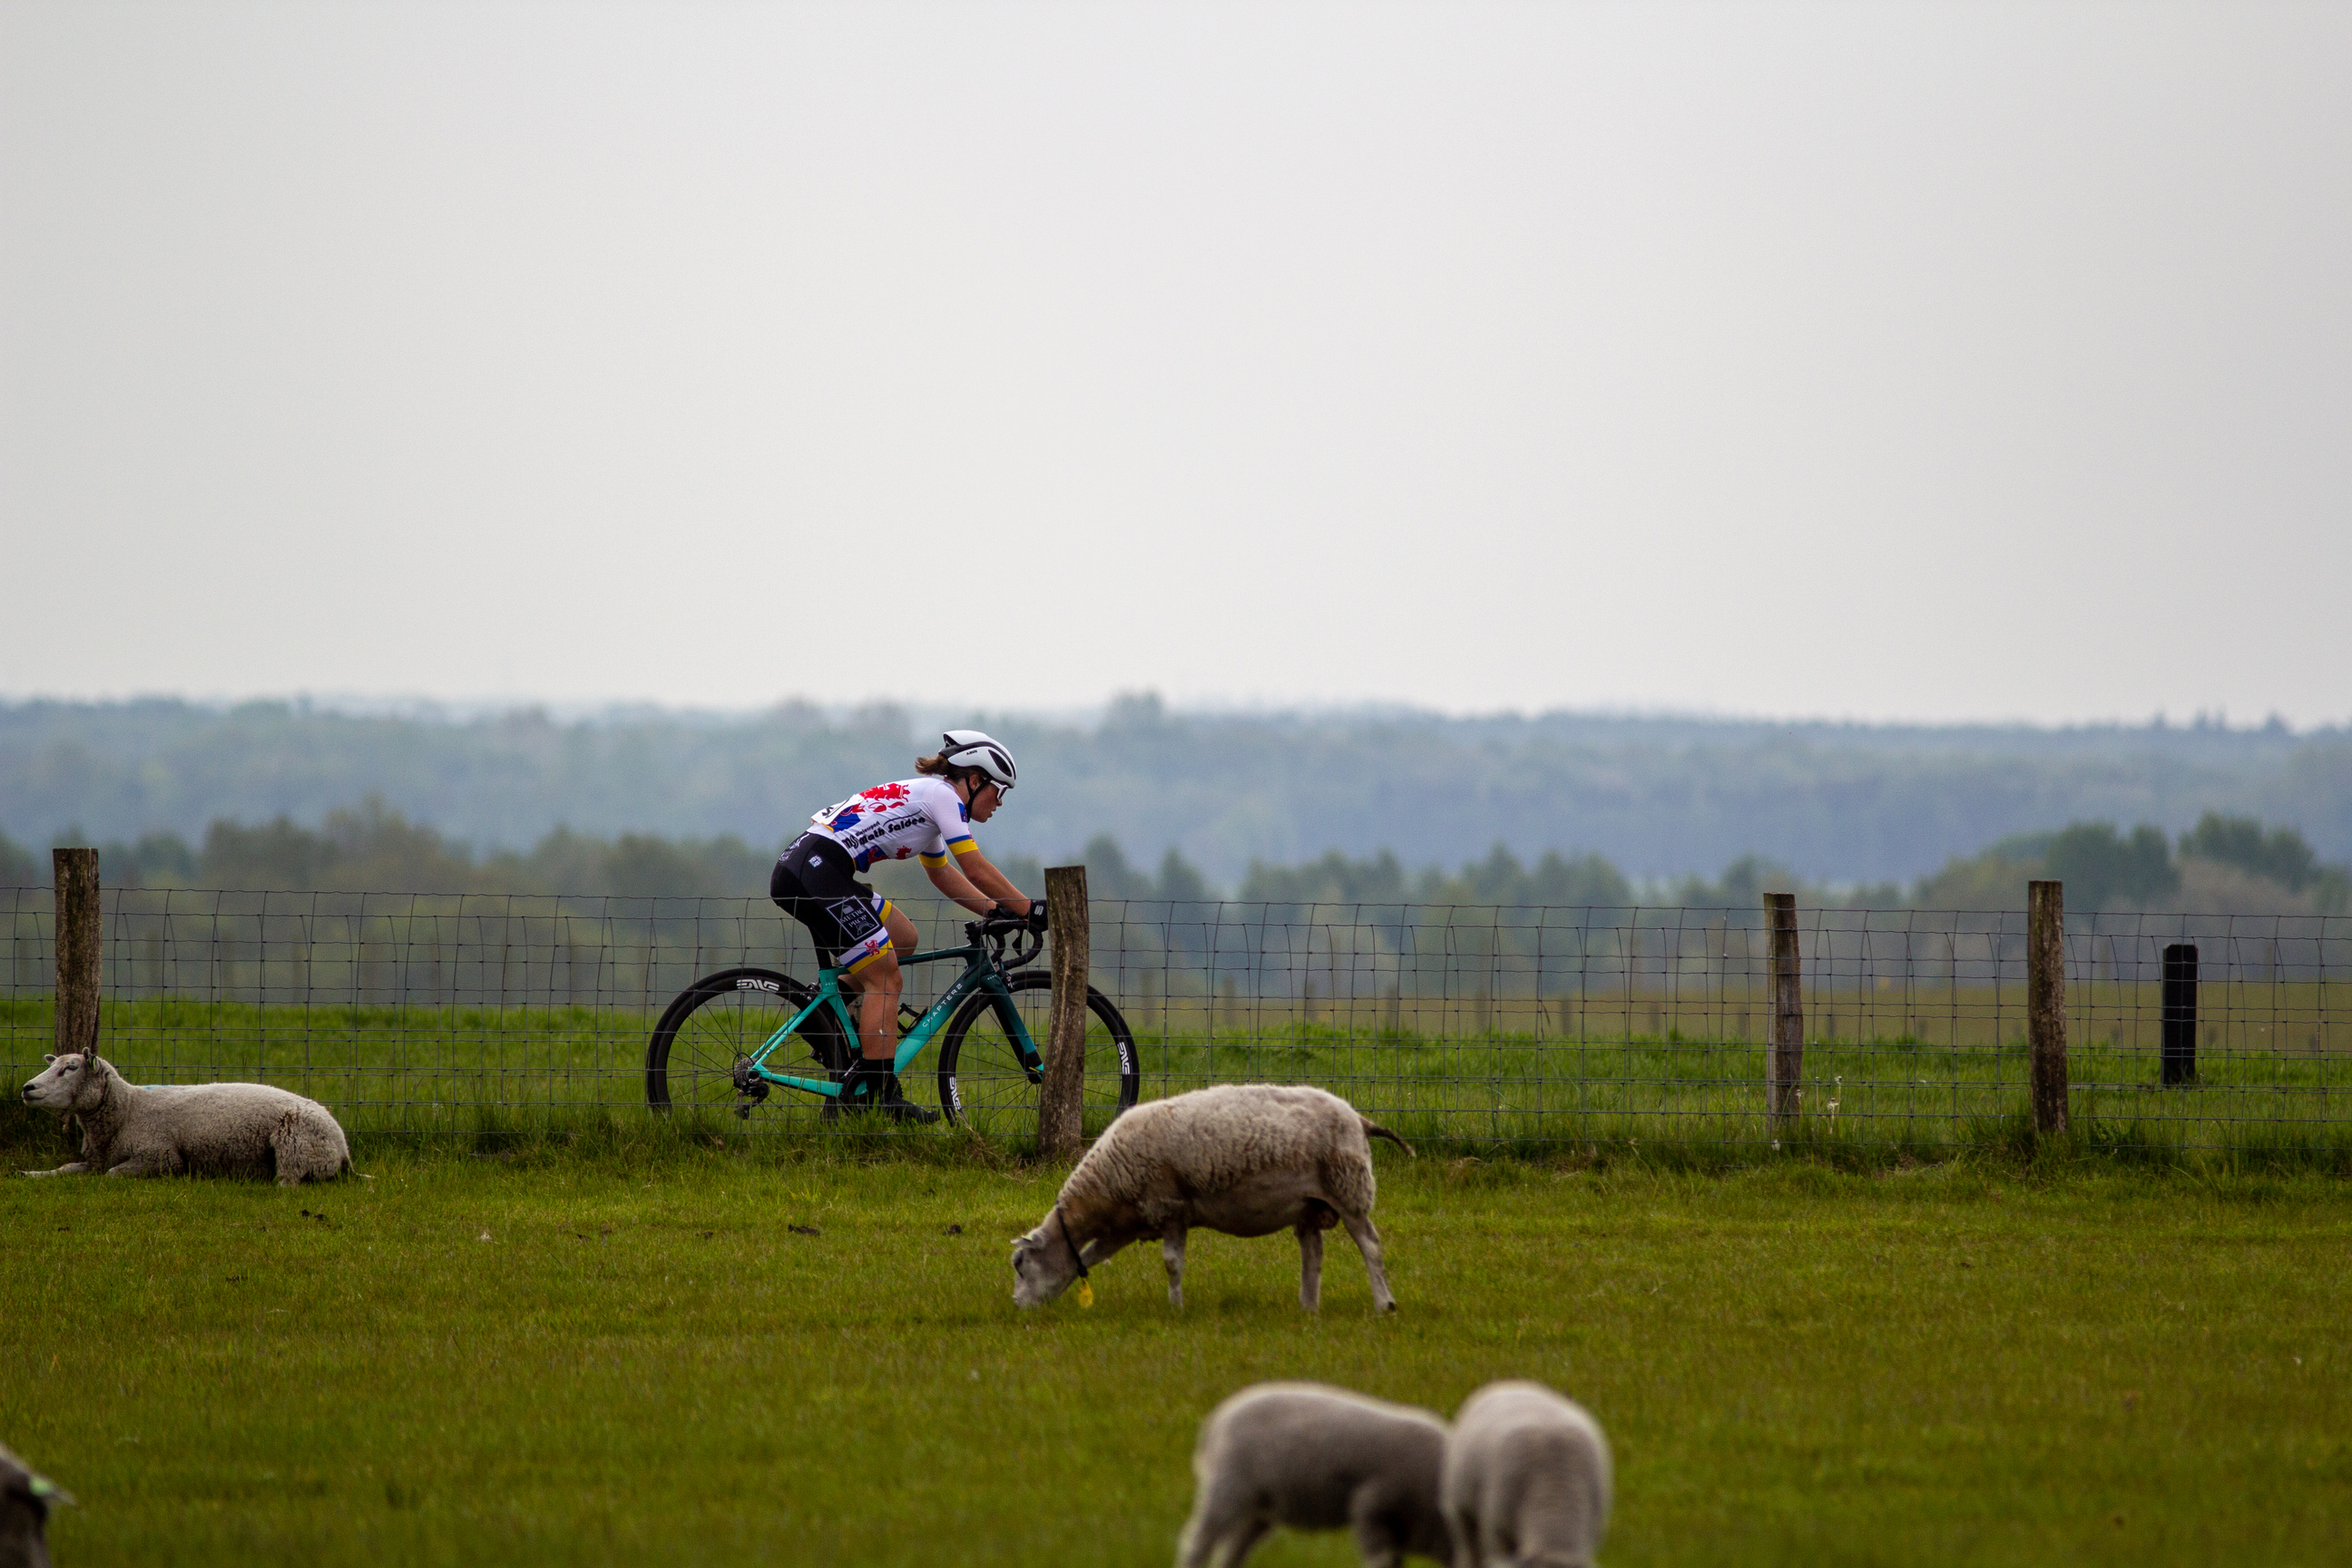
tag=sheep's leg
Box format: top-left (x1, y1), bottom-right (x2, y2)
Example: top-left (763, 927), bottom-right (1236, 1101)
top-left (1445, 1507), bottom-right (1484, 1568)
top-left (1475, 1475), bottom-right (1525, 1568)
top-left (1173, 1501), bottom-right (1216, 1568)
top-left (1206, 1516), bottom-right (1272, 1568)
top-left (20, 1161), bottom-right (91, 1177)
top-left (1338, 1210), bottom-right (1396, 1313)
top-left (1177, 1485), bottom-right (1261, 1568)
top-left (1161, 1227), bottom-right (1188, 1308)
top-left (1295, 1221), bottom-right (1324, 1311)
top-left (1347, 1484), bottom-right (1404, 1568)
top-left (104, 1152), bottom-right (177, 1177)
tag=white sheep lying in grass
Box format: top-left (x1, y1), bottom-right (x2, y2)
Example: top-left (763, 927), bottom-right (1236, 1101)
top-left (1442, 1382), bottom-right (1612, 1568)
top-left (1178, 1382), bottom-right (1452, 1568)
top-left (1010, 1083), bottom-right (1409, 1313)
top-left (19, 1049), bottom-right (351, 1186)
top-left (2, 1438), bottom-right (73, 1568)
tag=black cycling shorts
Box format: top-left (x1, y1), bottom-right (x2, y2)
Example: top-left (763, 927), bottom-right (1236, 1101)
top-left (770, 833), bottom-right (897, 974)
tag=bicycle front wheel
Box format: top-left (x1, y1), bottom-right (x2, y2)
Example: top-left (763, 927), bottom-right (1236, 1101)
top-left (936, 972), bottom-right (1139, 1138)
top-left (645, 967), bottom-right (852, 1117)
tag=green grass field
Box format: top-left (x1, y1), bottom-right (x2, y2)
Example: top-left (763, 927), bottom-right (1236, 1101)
top-left (8, 992), bottom-right (2351, 1162)
top-left (2, 1131), bottom-right (2346, 1566)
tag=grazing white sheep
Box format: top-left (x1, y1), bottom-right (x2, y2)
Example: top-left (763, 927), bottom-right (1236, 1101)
top-left (1178, 1382), bottom-right (1451, 1568)
top-left (1441, 1382), bottom-right (1612, 1568)
top-left (19, 1050), bottom-right (351, 1186)
top-left (1, 1439), bottom-right (72, 1568)
top-left (1010, 1083), bottom-right (1409, 1313)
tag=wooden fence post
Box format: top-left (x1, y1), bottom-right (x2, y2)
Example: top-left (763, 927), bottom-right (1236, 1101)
top-left (1036, 865), bottom-right (1090, 1159)
top-left (54, 847), bottom-right (103, 1057)
top-left (1765, 892), bottom-right (1802, 1127)
top-left (2027, 879), bottom-right (2069, 1136)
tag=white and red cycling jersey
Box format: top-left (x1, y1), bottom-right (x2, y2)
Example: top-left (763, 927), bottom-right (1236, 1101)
top-left (806, 777), bottom-right (979, 873)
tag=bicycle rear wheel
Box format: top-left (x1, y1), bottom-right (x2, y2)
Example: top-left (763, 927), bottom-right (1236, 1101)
top-left (936, 972), bottom-right (1139, 1138)
top-left (645, 967), bottom-right (852, 1116)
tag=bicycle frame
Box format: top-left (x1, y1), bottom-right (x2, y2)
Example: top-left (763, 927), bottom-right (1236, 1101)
top-left (742, 940), bottom-right (1039, 1100)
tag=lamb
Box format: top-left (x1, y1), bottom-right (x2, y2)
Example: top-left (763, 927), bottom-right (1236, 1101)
top-left (19, 1049), bottom-right (351, 1186)
top-left (1, 1440), bottom-right (72, 1568)
top-left (1178, 1382), bottom-right (1452, 1568)
top-left (1010, 1083), bottom-right (1409, 1313)
top-left (1441, 1382), bottom-right (1612, 1568)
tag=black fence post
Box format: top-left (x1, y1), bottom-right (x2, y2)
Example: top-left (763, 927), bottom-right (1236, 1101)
top-left (2161, 943), bottom-right (2199, 1086)
top-left (1765, 893), bottom-right (1803, 1128)
top-left (2027, 879), bottom-right (2069, 1137)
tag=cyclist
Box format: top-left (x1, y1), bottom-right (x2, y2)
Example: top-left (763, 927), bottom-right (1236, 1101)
top-left (769, 730), bottom-right (1041, 1118)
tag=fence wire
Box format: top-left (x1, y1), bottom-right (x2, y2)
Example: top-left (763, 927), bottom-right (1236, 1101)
top-left (4, 886), bottom-right (2347, 1152)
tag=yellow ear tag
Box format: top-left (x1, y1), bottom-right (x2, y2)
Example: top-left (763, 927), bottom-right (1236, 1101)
top-left (1075, 1279), bottom-right (1095, 1308)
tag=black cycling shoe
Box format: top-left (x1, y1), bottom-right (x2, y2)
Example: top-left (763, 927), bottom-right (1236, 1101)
top-left (838, 1057), bottom-right (938, 1122)
top-left (877, 1073), bottom-right (940, 1124)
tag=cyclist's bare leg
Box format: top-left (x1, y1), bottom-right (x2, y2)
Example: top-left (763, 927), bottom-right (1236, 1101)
top-left (845, 905), bottom-right (922, 1062)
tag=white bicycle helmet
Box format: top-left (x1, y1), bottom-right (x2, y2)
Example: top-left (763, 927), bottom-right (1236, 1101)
top-left (938, 730), bottom-right (1018, 793)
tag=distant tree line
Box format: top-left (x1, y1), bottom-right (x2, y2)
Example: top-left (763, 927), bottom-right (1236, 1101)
top-left (1905, 813), bottom-right (2347, 916)
top-left (2, 801), bottom-right (2340, 916)
top-left (9, 695), bottom-right (2351, 887)
top-left (0, 798), bottom-right (779, 900)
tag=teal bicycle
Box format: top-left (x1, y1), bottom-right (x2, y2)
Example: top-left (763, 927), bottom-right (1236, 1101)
top-left (643, 910), bottom-right (1139, 1133)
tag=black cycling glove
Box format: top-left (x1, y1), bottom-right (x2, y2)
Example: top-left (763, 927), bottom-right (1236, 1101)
top-left (1026, 898), bottom-right (1050, 933)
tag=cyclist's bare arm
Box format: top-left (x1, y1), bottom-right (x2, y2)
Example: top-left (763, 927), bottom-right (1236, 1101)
top-left (924, 853), bottom-right (1033, 916)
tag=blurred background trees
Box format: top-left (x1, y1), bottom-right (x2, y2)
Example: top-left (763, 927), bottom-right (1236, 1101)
top-left (7, 698), bottom-right (2349, 892)
top-left (5, 804), bottom-right (2337, 914)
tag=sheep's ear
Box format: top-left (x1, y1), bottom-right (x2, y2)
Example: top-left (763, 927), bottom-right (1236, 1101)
top-left (44, 1054), bottom-right (56, 1064)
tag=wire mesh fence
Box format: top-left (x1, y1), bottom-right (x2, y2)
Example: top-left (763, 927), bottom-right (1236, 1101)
top-left (4, 885), bottom-right (2347, 1152)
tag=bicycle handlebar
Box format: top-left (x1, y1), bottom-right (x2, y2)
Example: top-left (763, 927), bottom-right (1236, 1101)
top-left (966, 911), bottom-right (1047, 971)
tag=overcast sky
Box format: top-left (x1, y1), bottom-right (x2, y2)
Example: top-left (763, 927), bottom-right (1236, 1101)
top-left (3, 1), bottom-right (2346, 727)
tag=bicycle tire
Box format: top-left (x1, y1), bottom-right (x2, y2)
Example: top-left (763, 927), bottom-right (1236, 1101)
top-left (936, 972), bottom-right (1139, 1136)
top-left (645, 966), bottom-right (854, 1115)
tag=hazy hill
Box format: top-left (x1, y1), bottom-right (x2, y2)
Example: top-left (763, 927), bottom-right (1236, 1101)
top-left (4, 694), bottom-right (2347, 887)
